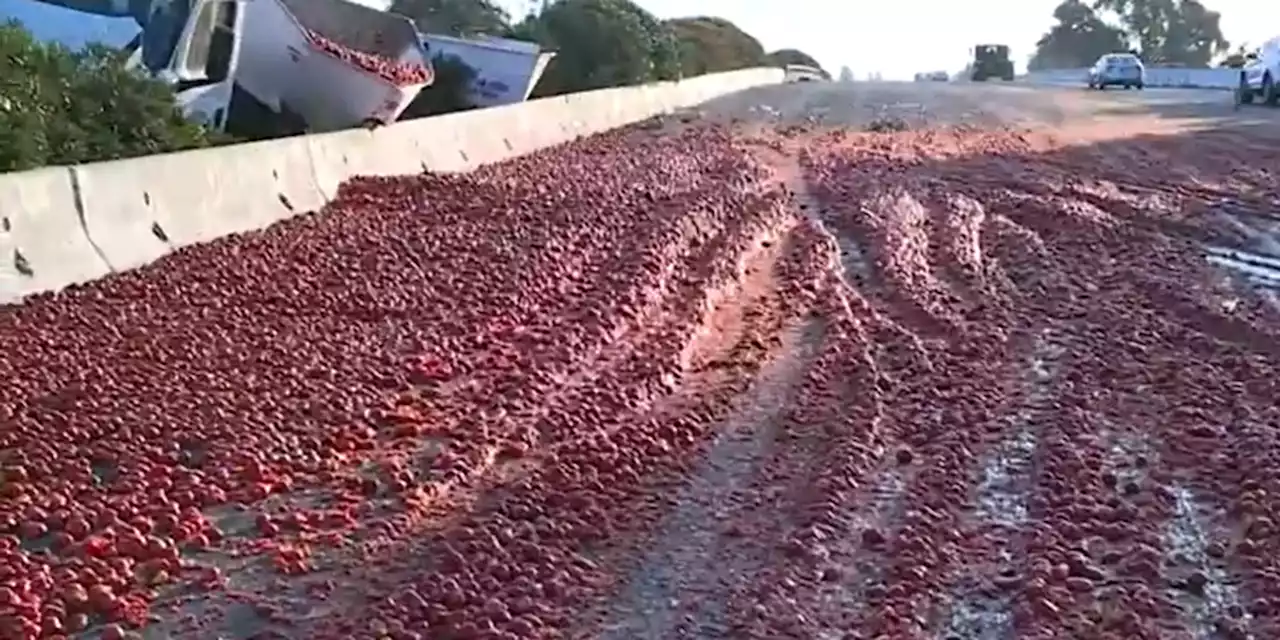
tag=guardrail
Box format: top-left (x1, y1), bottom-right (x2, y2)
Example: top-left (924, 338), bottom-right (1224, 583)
top-left (0, 67), bottom-right (784, 305)
top-left (1022, 66), bottom-right (1238, 90)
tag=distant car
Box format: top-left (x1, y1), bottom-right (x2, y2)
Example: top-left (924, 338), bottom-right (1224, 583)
top-left (1239, 37), bottom-right (1280, 105)
top-left (1087, 53), bottom-right (1145, 90)
top-left (914, 71), bottom-right (949, 82)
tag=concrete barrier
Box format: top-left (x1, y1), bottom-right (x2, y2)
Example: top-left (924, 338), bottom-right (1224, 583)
top-left (1022, 66), bottom-right (1238, 90)
top-left (0, 67), bottom-right (783, 304)
top-left (74, 136), bottom-right (326, 275)
top-left (0, 168), bottom-right (111, 304)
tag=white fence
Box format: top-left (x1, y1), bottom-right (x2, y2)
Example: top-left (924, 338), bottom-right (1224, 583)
top-left (1022, 66), bottom-right (1238, 90)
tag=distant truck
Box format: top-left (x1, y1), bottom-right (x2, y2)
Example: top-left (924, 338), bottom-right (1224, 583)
top-left (970, 44), bottom-right (1015, 82)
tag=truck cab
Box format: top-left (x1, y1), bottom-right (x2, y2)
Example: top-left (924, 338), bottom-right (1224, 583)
top-left (38, 0), bottom-right (245, 130)
top-left (132, 0), bottom-right (244, 130)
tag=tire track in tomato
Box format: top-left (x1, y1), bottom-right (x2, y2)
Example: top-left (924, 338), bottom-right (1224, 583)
top-left (987, 186), bottom-right (1269, 640)
top-left (900, 181), bottom-right (995, 311)
top-left (140, 146), bottom-right (802, 638)
top-left (1095, 400), bottom-right (1249, 640)
top-left (677, 141), bottom-right (913, 638)
top-left (147, 199), bottom-right (735, 638)
top-left (1002, 347), bottom-right (1157, 640)
top-left (591, 319), bottom-right (822, 639)
top-left (397, 173), bottom-right (798, 507)
top-left (565, 213), bottom-right (806, 631)
top-left (791, 141), bottom-right (942, 397)
top-left (778, 156), bottom-right (936, 638)
top-left (808, 458), bottom-right (914, 637)
top-left (787, 137), bottom-right (1061, 639)
top-left (340, 181), bottom-right (803, 640)
top-left (829, 184), bottom-right (963, 340)
top-left (725, 277), bottom-right (910, 640)
top-left (735, 142), bottom-right (926, 639)
top-left (935, 330), bottom-right (1062, 639)
top-left (838, 334), bottom-right (1022, 638)
top-left (1162, 484), bottom-right (1254, 638)
top-left (325, 185), bottom-right (805, 639)
top-left (923, 177), bottom-right (1058, 640)
top-left (797, 140), bottom-right (1006, 361)
top-left (848, 181), bottom-right (1065, 638)
top-left (984, 192), bottom-right (1191, 639)
top-left (1069, 327), bottom-right (1250, 639)
top-left (826, 143), bottom-right (1013, 638)
top-left (721, 295), bottom-right (897, 639)
top-left (1080, 275), bottom-right (1266, 639)
top-left (719, 136), bottom-right (1032, 638)
top-left (580, 146), bottom-right (874, 640)
top-left (744, 137), bottom-right (875, 288)
top-left (1153, 361), bottom-right (1280, 640)
top-left (352, 199), bottom-right (796, 621)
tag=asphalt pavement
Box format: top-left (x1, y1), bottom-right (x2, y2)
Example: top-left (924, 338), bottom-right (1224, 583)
top-left (691, 79), bottom-right (1276, 131)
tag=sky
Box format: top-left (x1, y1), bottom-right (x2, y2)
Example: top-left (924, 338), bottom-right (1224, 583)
top-left (3, 0), bottom-right (1279, 79)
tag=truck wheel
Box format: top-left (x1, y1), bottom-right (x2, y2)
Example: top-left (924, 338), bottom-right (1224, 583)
top-left (1265, 73), bottom-right (1278, 106)
top-left (1239, 74), bottom-right (1254, 104)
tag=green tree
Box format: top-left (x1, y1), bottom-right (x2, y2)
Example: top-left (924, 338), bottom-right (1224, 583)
top-left (764, 48), bottom-right (827, 76)
top-left (0, 21), bottom-right (214, 173)
top-left (1158, 0), bottom-right (1228, 66)
top-left (665, 16), bottom-right (765, 77)
top-left (1029, 0), bottom-right (1128, 70)
top-left (1091, 0), bottom-right (1227, 65)
top-left (390, 0), bottom-right (512, 37)
top-left (514, 0), bottom-right (681, 97)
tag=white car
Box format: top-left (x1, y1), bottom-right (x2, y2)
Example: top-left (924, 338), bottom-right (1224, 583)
top-left (784, 64), bottom-right (826, 83)
top-left (1087, 53), bottom-right (1145, 90)
top-left (1240, 37), bottom-right (1280, 105)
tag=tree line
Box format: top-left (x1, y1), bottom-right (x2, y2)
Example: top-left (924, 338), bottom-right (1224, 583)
top-left (390, 0), bottom-right (824, 93)
top-left (1029, 0), bottom-right (1229, 70)
top-left (0, 0), bottom-right (822, 173)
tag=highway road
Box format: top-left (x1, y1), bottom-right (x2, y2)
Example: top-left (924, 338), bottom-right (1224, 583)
top-left (5, 76), bottom-right (1280, 640)
top-left (682, 78), bottom-right (1280, 310)
top-left (690, 79), bottom-right (1280, 131)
